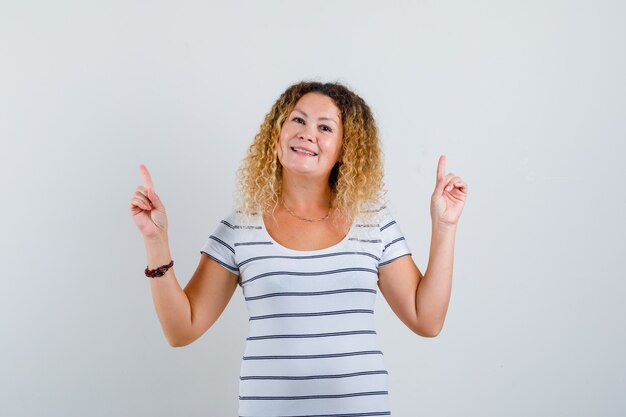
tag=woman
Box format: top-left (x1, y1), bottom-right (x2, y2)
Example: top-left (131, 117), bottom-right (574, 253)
top-left (130, 81), bottom-right (468, 416)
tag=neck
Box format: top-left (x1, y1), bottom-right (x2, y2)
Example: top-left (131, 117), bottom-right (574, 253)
top-left (280, 173), bottom-right (333, 213)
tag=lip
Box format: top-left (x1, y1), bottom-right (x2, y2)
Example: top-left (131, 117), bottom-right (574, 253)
top-left (291, 146), bottom-right (318, 156)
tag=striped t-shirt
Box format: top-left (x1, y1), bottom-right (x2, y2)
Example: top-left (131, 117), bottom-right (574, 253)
top-left (200, 204), bottom-right (412, 417)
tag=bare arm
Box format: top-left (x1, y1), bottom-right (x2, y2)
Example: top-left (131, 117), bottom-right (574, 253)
top-left (415, 222), bottom-right (456, 336)
top-left (377, 223), bottom-right (456, 338)
top-left (134, 164), bottom-right (238, 347)
top-left (378, 154), bottom-right (466, 337)
top-left (180, 253), bottom-right (239, 346)
top-left (144, 236), bottom-right (238, 347)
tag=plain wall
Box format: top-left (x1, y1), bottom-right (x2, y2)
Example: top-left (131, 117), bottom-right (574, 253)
top-left (1, 0), bottom-right (624, 416)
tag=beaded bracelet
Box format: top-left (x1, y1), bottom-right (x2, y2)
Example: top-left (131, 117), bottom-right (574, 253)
top-left (145, 260), bottom-right (174, 278)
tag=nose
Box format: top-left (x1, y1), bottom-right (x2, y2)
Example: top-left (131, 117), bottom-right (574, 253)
top-left (298, 124), bottom-right (316, 142)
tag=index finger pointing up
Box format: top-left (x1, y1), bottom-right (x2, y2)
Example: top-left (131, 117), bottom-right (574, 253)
top-left (140, 164), bottom-right (155, 193)
top-left (437, 154), bottom-right (446, 182)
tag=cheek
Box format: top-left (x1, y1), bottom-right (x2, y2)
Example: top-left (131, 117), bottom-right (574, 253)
top-left (323, 138), bottom-right (342, 159)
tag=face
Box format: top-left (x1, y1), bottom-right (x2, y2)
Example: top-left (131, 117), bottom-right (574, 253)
top-left (277, 92), bottom-right (343, 181)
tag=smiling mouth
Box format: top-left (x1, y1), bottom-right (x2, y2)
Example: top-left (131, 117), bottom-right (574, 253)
top-left (291, 147), bottom-right (318, 156)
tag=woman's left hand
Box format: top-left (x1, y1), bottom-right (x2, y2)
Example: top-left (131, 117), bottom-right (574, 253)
top-left (431, 154), bottom-right (468, 227)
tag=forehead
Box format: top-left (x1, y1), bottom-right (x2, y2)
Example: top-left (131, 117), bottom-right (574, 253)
top-left (292, 92), bottom-right (341, 120)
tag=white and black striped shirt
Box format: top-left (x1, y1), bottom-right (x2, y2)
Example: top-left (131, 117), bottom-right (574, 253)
top-left (200, 204), bottom-right (412, 417)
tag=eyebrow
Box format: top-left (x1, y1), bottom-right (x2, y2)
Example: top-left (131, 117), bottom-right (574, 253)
top-left (293, 108), bottom-right (339, 125)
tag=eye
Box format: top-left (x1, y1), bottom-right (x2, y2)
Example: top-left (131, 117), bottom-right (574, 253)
top-left (292, 116), bottom-right (305, 124)
top-left (320, 125), bottom-right (332, 133)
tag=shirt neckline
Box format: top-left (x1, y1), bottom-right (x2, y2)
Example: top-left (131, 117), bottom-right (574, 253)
top-left (259, 214), bottom-right (354, 254)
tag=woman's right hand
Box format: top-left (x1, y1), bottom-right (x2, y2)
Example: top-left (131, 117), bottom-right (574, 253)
top-left (130, 164), bottom-right (169, 240)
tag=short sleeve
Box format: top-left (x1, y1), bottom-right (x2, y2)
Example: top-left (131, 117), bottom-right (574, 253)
top-left (378, 205), bottom-right (412, 267)
top-left (200, 212), bottom-right (241, 277)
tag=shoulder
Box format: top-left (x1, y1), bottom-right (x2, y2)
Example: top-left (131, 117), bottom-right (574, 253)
top-left (356, 200), bottom-right (392, 226)
top-left (349, 201), bottom-right (388, 240)
top-left (204, 210), bottom-right (263, 254)
top-left (213, 210), bottom-right (263, 240)
top-left (219, 210), bottom-right (242, 229)
top-left (378, 205), bottom-right (396, 227)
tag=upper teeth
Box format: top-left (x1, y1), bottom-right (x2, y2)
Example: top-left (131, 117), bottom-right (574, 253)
top-left (293, 147), bottom-right (316, 156)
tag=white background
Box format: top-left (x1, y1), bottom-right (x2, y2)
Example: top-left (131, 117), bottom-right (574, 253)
top-left (1, 0), bottom-right (624, 416)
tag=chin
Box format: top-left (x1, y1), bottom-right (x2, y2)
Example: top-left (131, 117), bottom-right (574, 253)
top-left (281, 164), bottom-right (329, 178)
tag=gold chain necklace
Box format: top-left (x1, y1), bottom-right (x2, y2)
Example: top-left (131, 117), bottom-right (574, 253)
top-left (281, 197), bottom-right (331, 222)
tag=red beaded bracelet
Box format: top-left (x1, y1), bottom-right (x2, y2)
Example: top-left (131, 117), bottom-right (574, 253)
top-left (145, 260), bottom-right (174, 278)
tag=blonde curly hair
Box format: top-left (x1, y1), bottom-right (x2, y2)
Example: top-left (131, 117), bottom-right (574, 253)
top-left (234, 80), bottom-right (387, 226)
